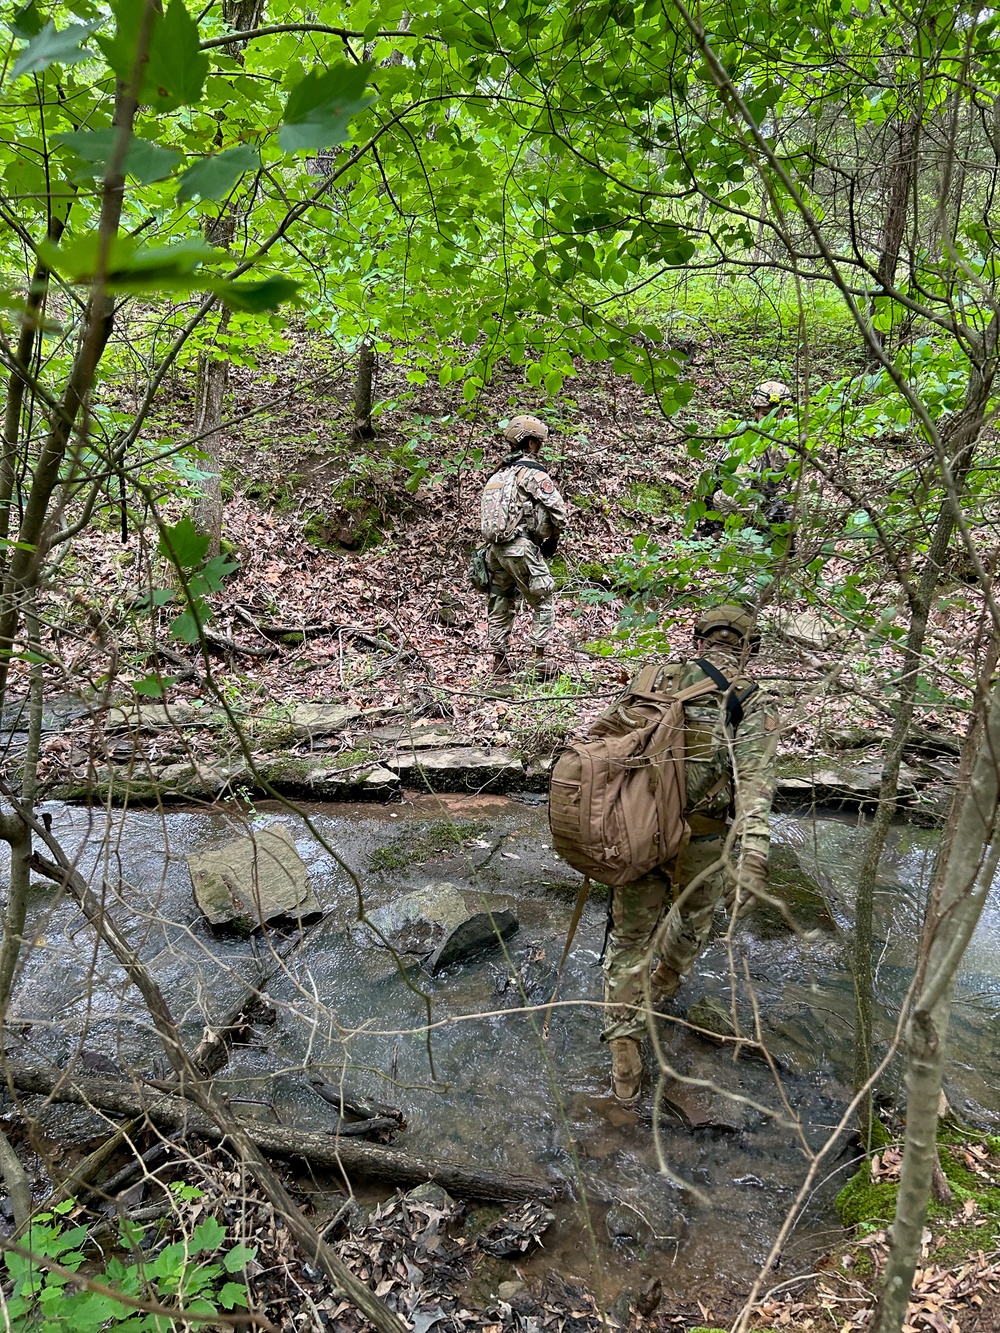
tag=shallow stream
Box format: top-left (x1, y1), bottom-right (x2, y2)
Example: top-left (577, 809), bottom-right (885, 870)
top-left (5, 793), bottom-right (999, 1308)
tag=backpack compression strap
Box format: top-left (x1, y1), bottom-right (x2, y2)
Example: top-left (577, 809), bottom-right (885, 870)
top-left (692, 658), bottom-right (759, 731)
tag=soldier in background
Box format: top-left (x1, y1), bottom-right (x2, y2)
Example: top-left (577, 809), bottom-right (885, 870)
top-left (704, 380), bottom-right (796, 535)
top-left (480, 415), bottom-right (567, 681)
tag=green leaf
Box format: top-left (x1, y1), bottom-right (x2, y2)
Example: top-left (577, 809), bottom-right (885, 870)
top-left (211, 275), bottom-right (302, 311)
top-left (38, 233), bottom-right (218, 293)
top-left (144, 0), bottom-right (209, 111)
top-left (9, 3), bottom-right (43, 39)
top-left (279, 61), bottom-right (375, 153)
top-left (12, 18), bottom-right (98, 76)
top-left (217, 1281), bottom-right (249, 1310)
top-left (133, 673), bottom-right (177, 697)
top-left (54, 130), bottom-right (182, 184)
top-left (158, 516), bottom-right (210, 569)
top-left (176, 145), bottom-right (260, 203)
top-left (191, 1216), bottom-right (226, 1253)
top-left (223, 1244), bottom-right (258, 1273)
top-left (199, 554), bottom-right (238, 591)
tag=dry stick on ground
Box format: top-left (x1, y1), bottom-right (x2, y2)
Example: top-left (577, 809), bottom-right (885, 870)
top-left (6, 1060), bottom-right (557, 1204)
top-left (5, 832), bottom-right (408, 1333)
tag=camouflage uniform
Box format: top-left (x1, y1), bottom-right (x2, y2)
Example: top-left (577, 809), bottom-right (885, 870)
top-left (602, 645), bottom-right (778, 1044)
top-left (486, 455), bottom-right (568, 652)
top-left (711, 442), bottom-right (791, 529)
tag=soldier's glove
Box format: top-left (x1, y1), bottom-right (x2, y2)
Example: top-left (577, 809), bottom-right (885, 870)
top-left (726, 851), bottom-right (769, 918)
top-left (539, 534), bottom-right (559, 557)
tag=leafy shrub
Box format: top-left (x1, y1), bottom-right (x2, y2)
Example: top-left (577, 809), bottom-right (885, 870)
top-left (4, 1190), bottom-right (254, 1332)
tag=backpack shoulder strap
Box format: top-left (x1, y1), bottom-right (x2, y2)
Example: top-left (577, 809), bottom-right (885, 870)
top-left (691, 657), bottom-right (758, 731)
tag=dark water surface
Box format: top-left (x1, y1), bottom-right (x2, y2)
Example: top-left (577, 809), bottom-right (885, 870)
top-left (5, 794), bottom-right (997, 1306)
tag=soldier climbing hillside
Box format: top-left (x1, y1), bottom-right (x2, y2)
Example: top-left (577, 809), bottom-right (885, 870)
top-left (479, 415), bottom-right (568, 682)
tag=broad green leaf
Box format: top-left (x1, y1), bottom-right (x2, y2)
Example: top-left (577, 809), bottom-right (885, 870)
top-left (12, 18), bottom-right (98, 76)
top-left (211, 275), bottom-right (302, 311)
top-left (199, 554), bottom-right (238, 591)
top-left (54, 130), bottom-right (181, 184)
top-left (38, 233), bottom-right (219, 293)
top-left (279, 61), bottom-right (375, 153)
top-left (9, 2), bottom-right (43, 39)
top-left (191, 1216), bottom-right (226, 1252)
top-left (170, 609), bottom-right (202, 643)
top-left (218, 1281), bottom-right (250, 1309)
top-left (144, 0), bottom-right (209, 111)
top-left (176, 145), bottom-right (260, 203)
top-left (223, 1244), bottom-right (258, 1273)
top-left (158, 517), bottom-right (210, 569)
top-left (133, 673), bottom-right (177, 697)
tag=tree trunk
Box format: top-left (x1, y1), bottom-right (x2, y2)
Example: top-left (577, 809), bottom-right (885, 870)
top-left (870, 669), bottom-right (1000, 1333)
top-left (851, 341), bottom-right (994, 1143)
top-left (352, 336), bottom-right (377, 441)
top-left (192, 309), bottom-right (231, 559)
top-left (867, 115), bottom-right (919, 365)
top-left (5, 1060), bottom-right (559, 1204)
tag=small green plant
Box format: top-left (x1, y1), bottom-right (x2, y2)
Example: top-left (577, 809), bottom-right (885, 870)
top-left (4, 1190), bottom-right (254, 1331)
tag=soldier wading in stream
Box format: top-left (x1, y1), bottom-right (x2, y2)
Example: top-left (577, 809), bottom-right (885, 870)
top-left (604, 605), bottom-right (779, 1100)
top-left (479, 414), bottom-right (567, 682)
top-left (549, 604), bottom-right (779, 1103)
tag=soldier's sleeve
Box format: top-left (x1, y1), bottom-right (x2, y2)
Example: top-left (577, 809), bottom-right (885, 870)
top-left (523, 469), bottom-right (568, 530)
top-left (730, 686), bottom-right (779, 860)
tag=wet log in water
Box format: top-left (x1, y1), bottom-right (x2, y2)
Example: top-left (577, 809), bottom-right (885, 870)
top-left (8, 1062), bottom-right (560, 1204)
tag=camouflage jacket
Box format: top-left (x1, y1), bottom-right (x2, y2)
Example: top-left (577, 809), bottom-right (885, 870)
top-left (635, 646), bottom-right (777, 859)
top-left (490, 454), bottom-right (567, 553)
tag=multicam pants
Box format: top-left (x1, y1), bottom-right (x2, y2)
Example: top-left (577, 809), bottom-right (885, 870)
top-left (602, 837), bottom-right (727, 1043)
top-left (486, 541), bottom-right (556, 651)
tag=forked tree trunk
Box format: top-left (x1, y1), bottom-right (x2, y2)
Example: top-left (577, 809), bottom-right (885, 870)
top-left (851, 336), bottom-right (994, 1143)
top-left (870, 667), bottom-right (1000, 1333)
top-left (867, 114), bottom-right (920, 365)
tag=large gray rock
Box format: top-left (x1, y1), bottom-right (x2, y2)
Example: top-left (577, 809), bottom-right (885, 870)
top-left (364, 883), bottom-right (470, 957)
top-left (188, 824), bottom-right (322, 929)
top-left (106, 702), bottom-right (209, 731)
top-left (773, 609), bottom-right (845, 651)
top-left (428, 909), bottom-right (519, 974)
top-left (386, 747), bottom-right (524, 791)
top-left (370, 723), bottom-right (462, 750)
top-left (291, 702), bottom-right (364, 739)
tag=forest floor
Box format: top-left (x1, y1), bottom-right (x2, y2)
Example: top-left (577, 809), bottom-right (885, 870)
top-left (45, 307), bottom-right (990, 776)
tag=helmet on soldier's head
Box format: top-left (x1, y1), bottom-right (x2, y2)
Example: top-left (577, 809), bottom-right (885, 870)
top-left (750, 381), bottom-right (794, 411)
top-left (694, 603), bottom-right (761, 653)
top-left (503, 414), bottom-right (549, 448)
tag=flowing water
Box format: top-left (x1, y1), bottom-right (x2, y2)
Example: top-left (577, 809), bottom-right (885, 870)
top-left (4, 793), bottom-right (999, 1308)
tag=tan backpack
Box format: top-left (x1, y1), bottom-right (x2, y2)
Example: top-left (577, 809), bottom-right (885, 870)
top-left (480, 465), bottom-right (528, 543)
top-left (549, 660), bottom-right (740, 887)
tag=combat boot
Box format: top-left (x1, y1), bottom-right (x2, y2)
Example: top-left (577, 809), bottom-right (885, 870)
top-left (609, 1038), bottom-right (643, 1102)
top-left (650, 962), bottom-right (681, 1004)
top-left (531, 646), bottom-right (560, 683)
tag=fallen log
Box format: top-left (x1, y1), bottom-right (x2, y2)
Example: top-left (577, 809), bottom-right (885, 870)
top-left (8, 1062), bottom-right (561, 1204)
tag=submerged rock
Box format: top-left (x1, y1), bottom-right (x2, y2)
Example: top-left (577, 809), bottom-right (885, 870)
top-left (188, 823), bottom-right (322, 929)
top-left (428, 910), bottom-right (519, 974)
top-left (659, 1074), bottom-right (745, 1133)
top-left (605, 1189), bottom-right (686, 1248)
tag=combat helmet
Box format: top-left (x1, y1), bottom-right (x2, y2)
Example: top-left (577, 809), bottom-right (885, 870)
top-left (503, 414), bottom-right (549, 447)
top-left (750, 380), bottom-right (794, 411)
top-left (694, 603), bottom-right (761, 652)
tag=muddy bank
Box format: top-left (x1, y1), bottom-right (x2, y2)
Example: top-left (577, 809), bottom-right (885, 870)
top-left (14, 696), bottom-right (959, 822)
top-left (2, 791), bottom-right (997, 1308)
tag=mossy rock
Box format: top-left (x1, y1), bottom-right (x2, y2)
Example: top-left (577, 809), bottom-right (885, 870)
top-left (369, 818), bottom-right (494, 874)
top-left (835, 1163), bottom-right (898, 1228)
top-left (623, 480), bottom-right (679, 517)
